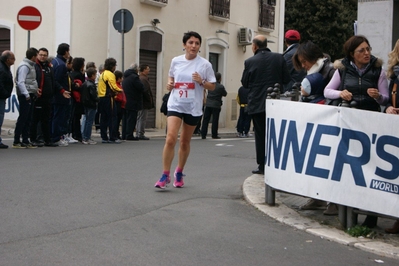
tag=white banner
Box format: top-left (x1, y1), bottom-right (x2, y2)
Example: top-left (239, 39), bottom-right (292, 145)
top-left (4, 93), bottom-right (19, 120)
top-left (265, 100), bottom-right (399, 218)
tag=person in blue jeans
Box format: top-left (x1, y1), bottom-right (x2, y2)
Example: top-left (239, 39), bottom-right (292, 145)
top-left (0, 50), bottom-right (15, 149)
top-left (81, 67), bottom-right (98, 144)
top-left (51, 43), bottom-right (72, 146)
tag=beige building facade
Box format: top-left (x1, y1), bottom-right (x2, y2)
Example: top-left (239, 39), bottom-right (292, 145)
top-left (0, 0), bottom-right (286, 129)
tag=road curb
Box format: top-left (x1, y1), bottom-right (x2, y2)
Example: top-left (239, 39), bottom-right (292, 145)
top-left (242, 174), bottom-right (399, 260)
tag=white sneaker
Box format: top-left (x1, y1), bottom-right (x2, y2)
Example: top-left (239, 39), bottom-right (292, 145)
top-left (88, 139), bottom-right (97, 145)
top-left (67, 134), bottom-right (78, 143)
top-left (55, 139), bottom-right (69, 147)
top-left (63, 134), bottom-right (71, 143)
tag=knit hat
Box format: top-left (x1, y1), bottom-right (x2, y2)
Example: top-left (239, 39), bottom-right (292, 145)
top-left (301, 73), bottom-right (325, 96)
top-left (285, 30), bottom-right (300, 41)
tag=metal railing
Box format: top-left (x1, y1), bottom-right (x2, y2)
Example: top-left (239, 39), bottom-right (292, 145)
top-left (209, 0), bottom-right (230, 20)
top-left (259, 1), bottom-right (275, 30)
top-left (268, 83), bottom-right (301, 102)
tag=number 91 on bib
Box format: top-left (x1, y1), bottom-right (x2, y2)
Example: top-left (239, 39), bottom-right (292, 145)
top-left (174, 82), bottom-right (195, 103)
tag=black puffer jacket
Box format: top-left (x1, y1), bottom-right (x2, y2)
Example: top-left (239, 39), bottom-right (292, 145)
top-left (301, 57), bottom-right (335, 103)
top-left (318, 58), bottom-right (335, 84)
top-left (241, 48), bottom-right (290, 115)
top-left (0, 60), bottom-right (13, 99)
top-left (335, 56), bottom-right (382, 111)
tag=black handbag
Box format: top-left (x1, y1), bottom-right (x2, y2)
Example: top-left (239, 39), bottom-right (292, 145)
top-left (160, 92), bottom-right (170, 115)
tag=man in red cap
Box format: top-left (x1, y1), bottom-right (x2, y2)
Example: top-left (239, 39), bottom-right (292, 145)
top-left (283, 29), bottom-right (306, 92)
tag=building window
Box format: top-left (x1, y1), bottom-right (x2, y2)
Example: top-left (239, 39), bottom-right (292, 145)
top-left (259, 0), bottom-right (275, 30)
top-left (140, 0), bottom-right (168, 8)
top-left (0, 28), bottom-right (10, 53)
top-left (209, 0), bottom-right (230, 21)
top-left (209, 53), bottom-right (219, 73)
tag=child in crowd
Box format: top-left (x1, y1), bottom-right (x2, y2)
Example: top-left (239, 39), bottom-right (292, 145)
top-left (236, 86), bottom-right (251, 137)
top-left (80, 67), bottom-right (99, 144)
top-left (300, 72), bottom-right (326, 104)
top-left (114, 70), bottom-right (126, 140)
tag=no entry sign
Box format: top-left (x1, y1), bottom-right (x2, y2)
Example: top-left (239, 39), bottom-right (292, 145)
top-left (17, 6), bottom-right (42, 31)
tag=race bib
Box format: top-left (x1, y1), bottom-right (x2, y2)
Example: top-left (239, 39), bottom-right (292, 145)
top-left (173, 82), bottom-right (195, 103)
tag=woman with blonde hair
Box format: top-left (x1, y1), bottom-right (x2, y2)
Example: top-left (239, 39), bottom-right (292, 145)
top-left (383, 39), bottom-right (399, 234)
top-left (386, 39), bottom-right (399, 79)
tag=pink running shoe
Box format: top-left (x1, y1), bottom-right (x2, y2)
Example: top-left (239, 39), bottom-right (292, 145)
top-left (173, 171), bottom-right (185, 188)
top-left (155, 174), bottom-right (171, 189)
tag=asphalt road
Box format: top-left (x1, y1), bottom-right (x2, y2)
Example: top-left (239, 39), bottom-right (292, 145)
top-left (0, 136), bottom-right (397, 265)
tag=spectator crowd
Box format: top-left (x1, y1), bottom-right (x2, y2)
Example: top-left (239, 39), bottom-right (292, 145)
top-left (0, 43), bottom-right (155, 148)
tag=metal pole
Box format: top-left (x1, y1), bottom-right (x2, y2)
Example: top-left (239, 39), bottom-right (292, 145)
top-left (27, 30), bottom-right (30, 49)
top-left (338, 205), bottom-right (347, 229)
top-left (265, 184), bottom-right (275, 206)
top-left (121, 9), bottom-right (125, 73)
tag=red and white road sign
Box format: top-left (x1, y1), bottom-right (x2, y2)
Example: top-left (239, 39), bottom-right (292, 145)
top-left (17, 6), bottom-right (42, 31)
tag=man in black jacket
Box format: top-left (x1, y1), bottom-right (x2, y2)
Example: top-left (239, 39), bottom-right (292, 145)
top-left (241, 35), bottom-right (290, 175)
top-left (0, 50), bottom-right (15, 149)
top-left (122, 63), bottom-right (144, 141)
top-left (31, 47), bottom-right (58, 147)
top-left (201, 72), bottom-right (227, 139)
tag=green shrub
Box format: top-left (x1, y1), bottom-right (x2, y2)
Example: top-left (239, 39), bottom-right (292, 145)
top-left (346, 225), bottom-right (372, 237)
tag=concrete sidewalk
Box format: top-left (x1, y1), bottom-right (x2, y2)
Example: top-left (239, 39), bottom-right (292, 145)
top-left (2, 119), bottom-right (399, 260)
top-left (0, 119), bottom-right (240, 139)
top-left (243, 175), bottom-right (399, 260)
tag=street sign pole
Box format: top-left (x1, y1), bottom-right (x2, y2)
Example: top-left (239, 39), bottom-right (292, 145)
top-left (121, 9), bottom-right (125, 73)
top-left (112, 9), bottom-right (133, 73)
top-left (27, 30), bottom-right (30, 49)
top-left (17, 6), bottom-right (42, 49)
